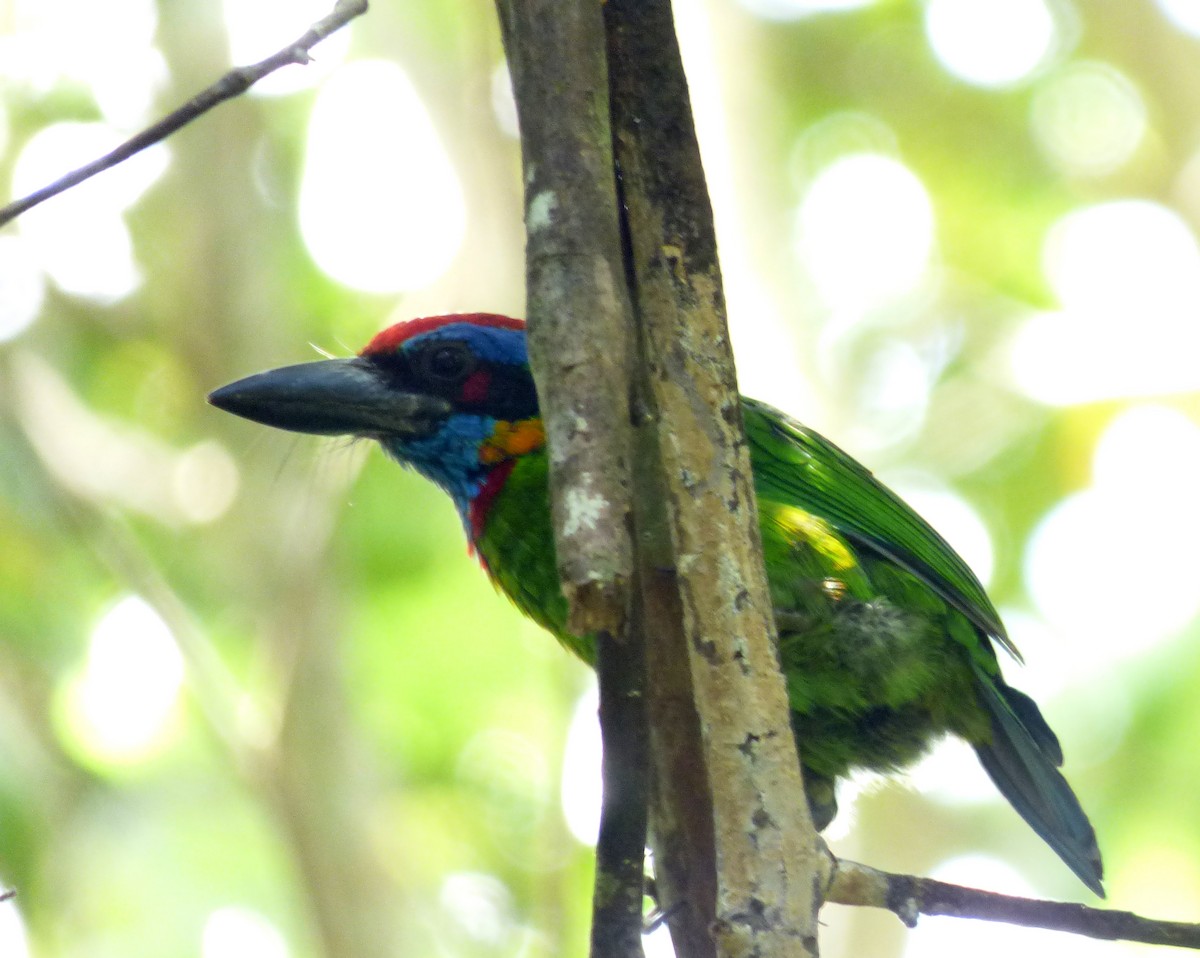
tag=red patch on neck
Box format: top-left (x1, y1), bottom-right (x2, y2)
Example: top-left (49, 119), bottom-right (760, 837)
top-left (468, 459), bottom-right (517, 544)
top-left (361, 313), bottom-right (526, 356)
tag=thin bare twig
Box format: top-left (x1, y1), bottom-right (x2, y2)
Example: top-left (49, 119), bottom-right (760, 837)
top-left (828, 858), bottom-right (1200, 949)
top-left (0, 0), bottom-right (368, 228)
top-left (0, 890), bottom-right (13, 903)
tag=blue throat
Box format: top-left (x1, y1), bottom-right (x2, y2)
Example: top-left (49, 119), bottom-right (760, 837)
top-left (381, 413), bottom-right (498, 526)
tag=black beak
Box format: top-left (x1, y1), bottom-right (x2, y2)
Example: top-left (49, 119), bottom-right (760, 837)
top-left (208, 357), bottom-right (451, 439)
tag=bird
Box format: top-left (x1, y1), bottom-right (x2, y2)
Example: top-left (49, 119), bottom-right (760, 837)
top-left (209, 311), bottom-right (1104, 896)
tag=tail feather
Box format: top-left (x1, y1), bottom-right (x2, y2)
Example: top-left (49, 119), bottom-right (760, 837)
top-left (972, 665), bottom-right (1105, 897)
top-left (994, 683), bottom-right (1063, 765)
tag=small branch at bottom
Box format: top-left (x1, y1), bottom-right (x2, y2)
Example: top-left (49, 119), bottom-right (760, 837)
top-left (828, 858), bottom-right (1200, 949)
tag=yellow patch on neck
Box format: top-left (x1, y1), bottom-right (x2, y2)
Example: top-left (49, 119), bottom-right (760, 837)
top-left (480, 418), bottom-right (545, 464)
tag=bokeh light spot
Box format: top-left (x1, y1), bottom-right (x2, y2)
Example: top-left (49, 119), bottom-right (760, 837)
top-left (1155, 0), bottom-right (1200, 36)
top-left (644, 921), bottom-right (677, 958)
top-left (844, 338), bottom-right (936, 452)
top-left (795, 153), bottom-right (935, 313)
top-left (1026, 406), bottom-right (1200, 658)
top-left (1031, 61), bottom-right (1147, 177)
top-left (907, 736), bottom-right (999, 805)
top-left (1092, 405), bottom-right (1200, 500)
top-left (735, 0), bottom-right (876, 19)
top-left (925, 0), bottom-right (1058, 88)
top-left (561, 683), bottom-right (601, 846)
top-left (300, 60), bottom-right (466, 293)
top-left (0, 0), bottom-right (161, 126)
top-left (202, 907), bottom-right (289, 958)
top-left (790, 111), bottom-right (899, 189)
top-left (1044, 200), bottom-right (1200, 313)
top-left (490, 61), bottom-right (520, 138)
top-left (1026, 489), bottom-right (1200, 651)
top-left (57, 595), bottom-right (185, 765)
top-left (11, 122), bottom-right (167, 302)
top-left (0, 236), bottom-right (45, 342)
top-left (0, 898), bottom-right (30, 958)
top-left (438, 872), bottom-right (516, 948)
top-left (173, 440), bottom-right (240, 524)
top-left (1012, 201), bottom-right (1200, 402)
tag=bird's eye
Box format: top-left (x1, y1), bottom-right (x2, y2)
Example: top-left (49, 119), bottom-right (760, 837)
top-left (417, 341), bottom-right (475, 384)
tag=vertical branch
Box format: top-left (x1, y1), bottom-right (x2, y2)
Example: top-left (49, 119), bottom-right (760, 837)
top-left (496, 2), bottom-right (829, 956)
top-left (494, 3), bottom-right (647, 957)
top-left (593, 624), bottom-right (651, 958)
top-left (605, 2), bottom-right (830, 957)
top-left (631, 436), bottom-right (719, 958)
top-left (493, 0), bottom-right (634, 637)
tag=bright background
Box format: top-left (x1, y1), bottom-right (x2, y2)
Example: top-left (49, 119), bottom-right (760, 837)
top-left (2, 0), bottom-right (1200, 955)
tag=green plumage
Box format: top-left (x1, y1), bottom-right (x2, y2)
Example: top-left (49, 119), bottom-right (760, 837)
top-left (476, 399), bottom-right (1103, 895)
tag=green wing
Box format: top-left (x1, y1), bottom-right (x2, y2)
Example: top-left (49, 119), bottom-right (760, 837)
top-left (743, 396), bottom-right (1018, 661)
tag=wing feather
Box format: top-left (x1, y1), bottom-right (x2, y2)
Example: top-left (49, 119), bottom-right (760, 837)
top-left (743, 397), bottom-right (1020, 661)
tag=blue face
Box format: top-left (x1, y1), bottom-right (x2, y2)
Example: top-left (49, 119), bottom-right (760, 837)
top-left (370, 321), bottom-right (537, 522)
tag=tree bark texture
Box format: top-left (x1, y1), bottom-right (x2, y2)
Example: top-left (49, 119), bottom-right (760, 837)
top-left (497, 1), bottom-right (827, 956)
top-left (495, 3), bottom-right (647, 957)
top-left (494, 0), bottom-right (635, 639)
top-left (605, 2), bottom-right (830, 956)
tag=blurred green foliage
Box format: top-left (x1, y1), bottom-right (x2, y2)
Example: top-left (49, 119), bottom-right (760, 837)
top-left (2, 1), bottom-right (1200, 956)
